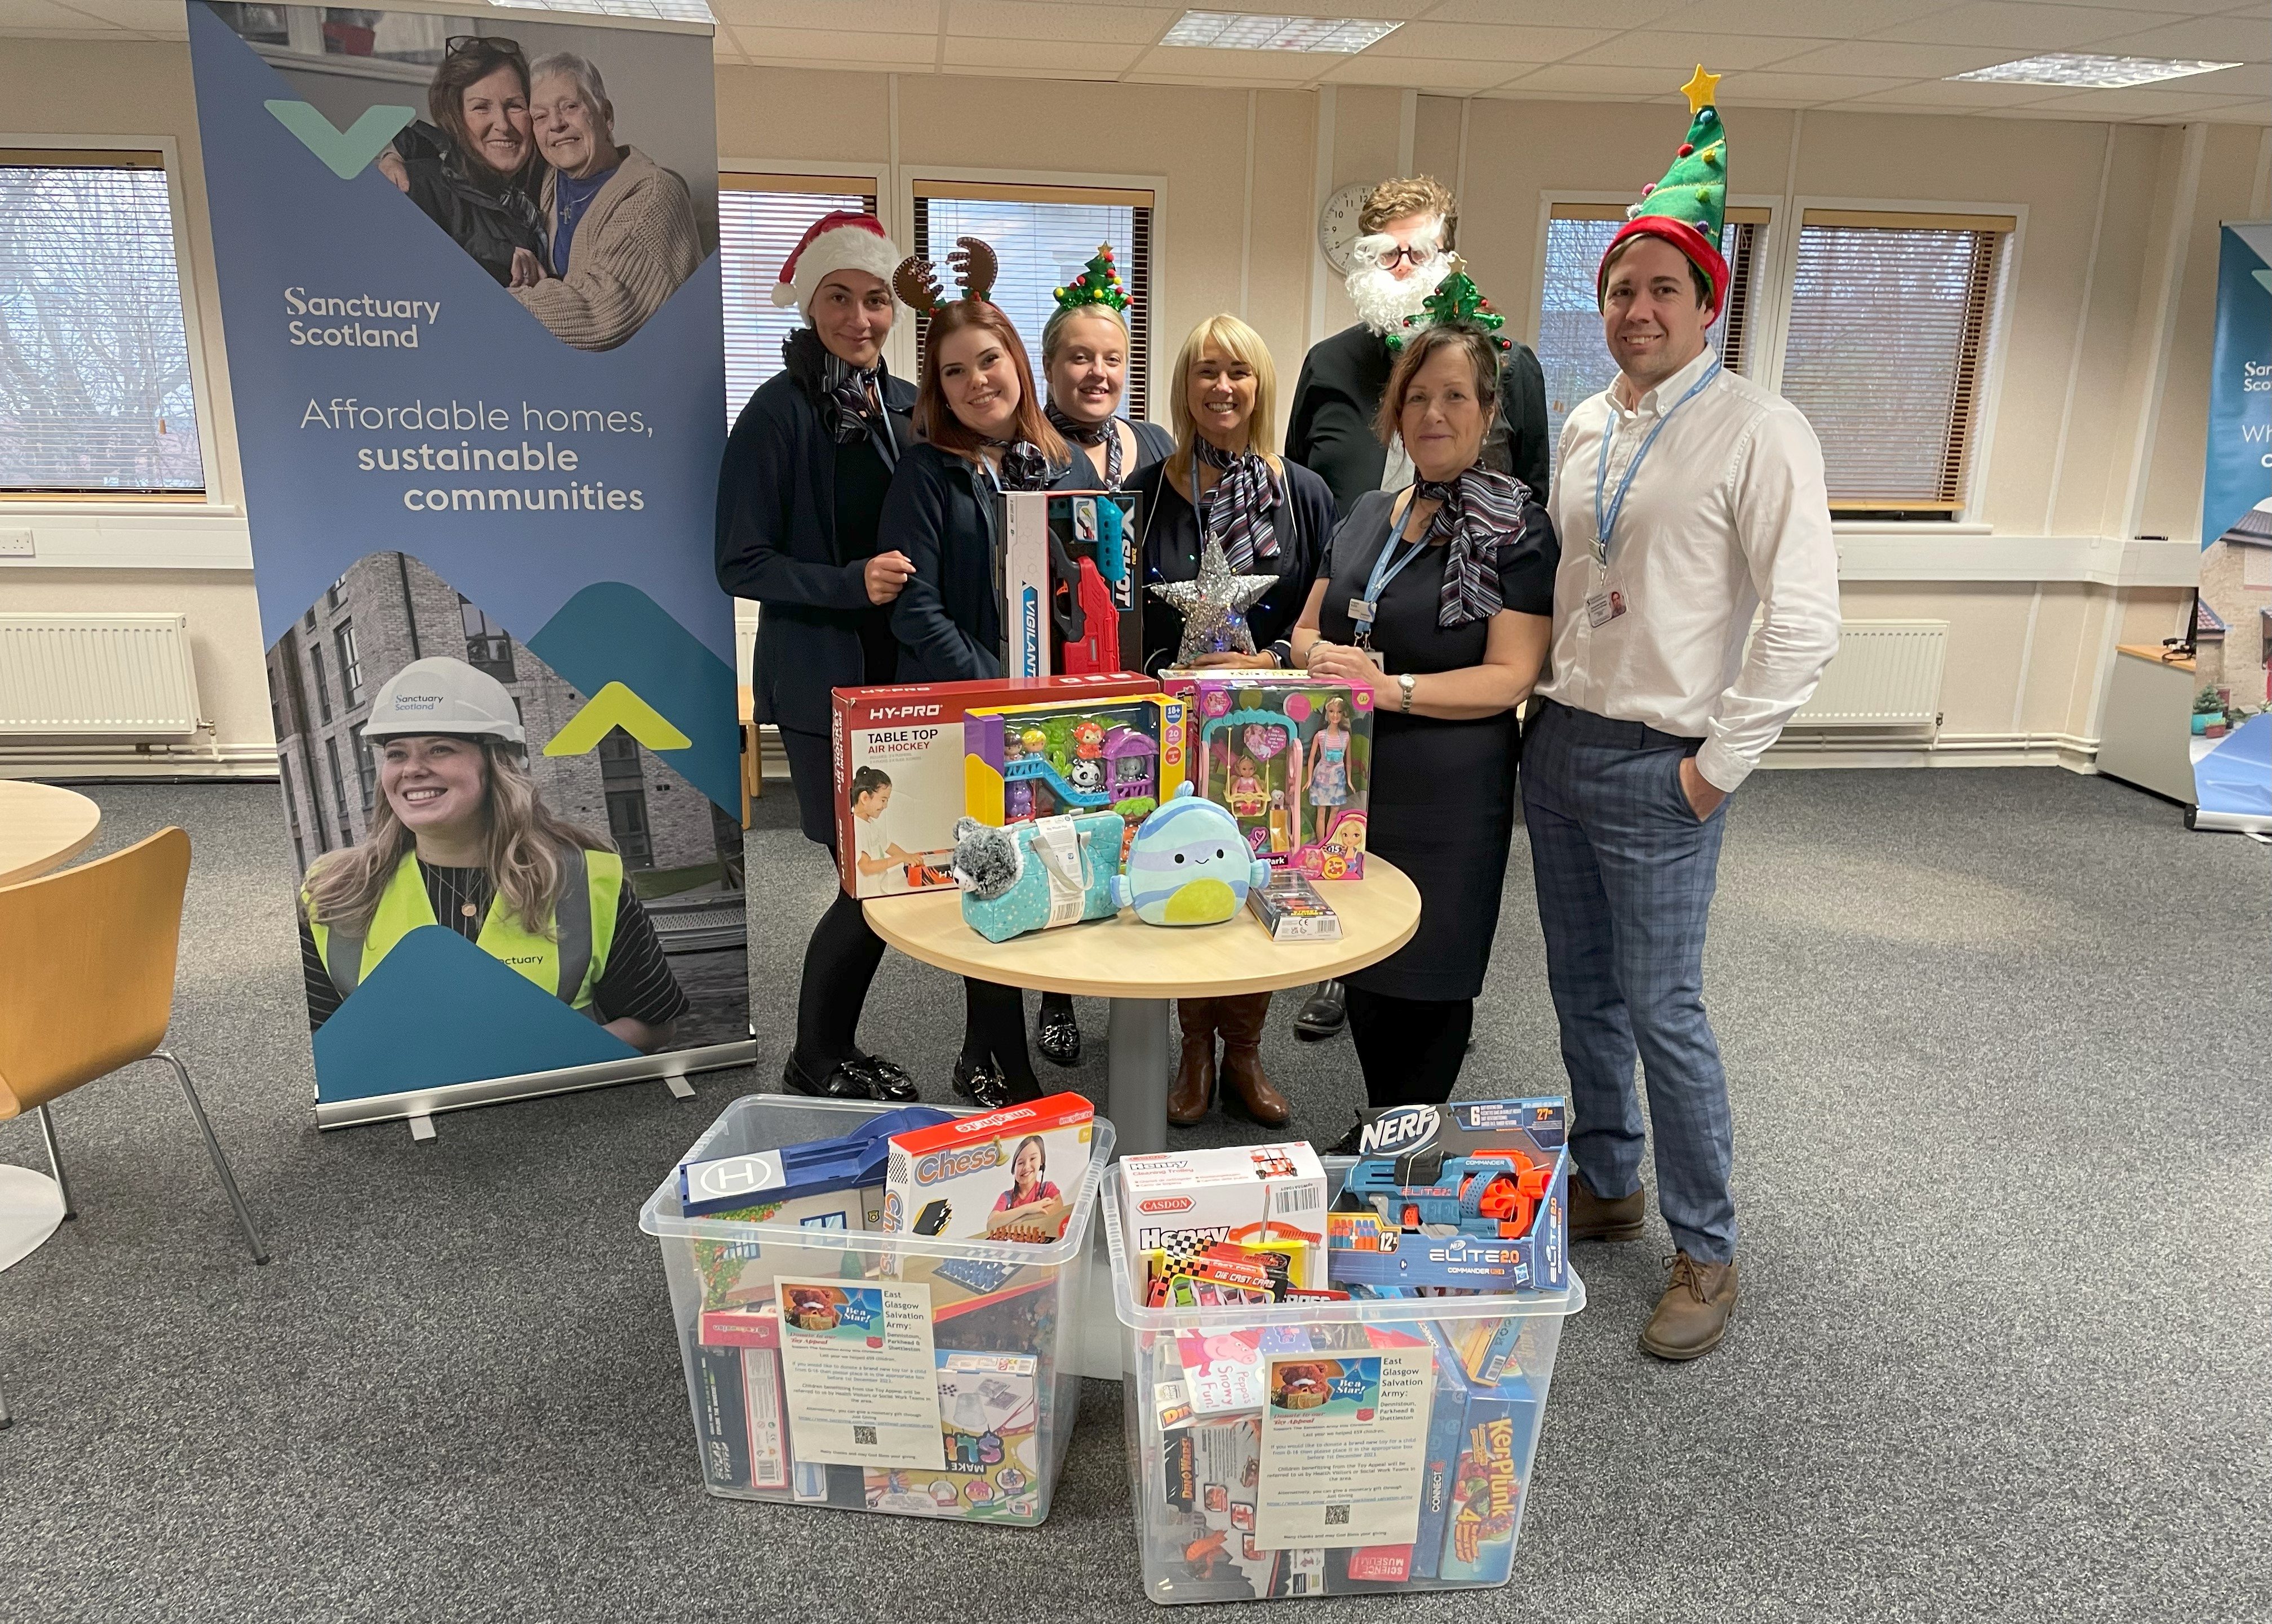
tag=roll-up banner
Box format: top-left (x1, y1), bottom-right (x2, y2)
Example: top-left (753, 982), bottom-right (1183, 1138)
top-left (2193, 221), bottom-right (2272, 834)
top-left (186, 1), bottom-right (750, 1125)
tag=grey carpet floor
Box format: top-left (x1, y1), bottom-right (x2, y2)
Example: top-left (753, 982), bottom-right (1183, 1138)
top-left (1, 767), bottom-right (2265, 1623)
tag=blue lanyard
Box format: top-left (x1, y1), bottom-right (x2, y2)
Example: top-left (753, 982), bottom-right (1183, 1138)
top-left (1350, 502), bottom-right (1431, 644)
top-left (1592, 360), bottom-right (1720, 567)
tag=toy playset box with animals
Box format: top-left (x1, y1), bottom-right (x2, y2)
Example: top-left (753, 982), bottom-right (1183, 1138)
top-left (641, 1094), bottom-right (1116, 1526)
top-left (1160, 672), bottom-right (1374, 880)
top-left (961, 692), bottom-right (1188, 830)
top-left (832, 673), bottom-right (1156, 900)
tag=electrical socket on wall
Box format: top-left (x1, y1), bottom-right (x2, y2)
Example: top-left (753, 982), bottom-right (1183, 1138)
top-left (0, 529), bottom-right (33, 558)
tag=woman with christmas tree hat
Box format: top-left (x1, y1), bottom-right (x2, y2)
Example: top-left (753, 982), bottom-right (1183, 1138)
top-left (1026, 246), bottom-right (1174, 1069)
top-left (1292, 267), bottom-right (1557, 1116)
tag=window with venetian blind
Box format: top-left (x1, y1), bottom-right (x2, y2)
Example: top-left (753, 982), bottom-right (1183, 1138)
top-left (718, 174), bottom-right (880, 428)
top-left (0, 150), bottom-right (205, 494)
top-left (911, 181), bottom-right (1153, 424)
top-left (1536, 203), bottom-right (1765, 449)
top-left (1778, 210), bottom-right (2012, 514)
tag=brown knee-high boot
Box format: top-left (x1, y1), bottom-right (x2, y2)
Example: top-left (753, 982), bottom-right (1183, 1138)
top-left (1215, 992), bottom-right (1290, 1126)
top-left (1169, 998), bottom-right (1218, 1126)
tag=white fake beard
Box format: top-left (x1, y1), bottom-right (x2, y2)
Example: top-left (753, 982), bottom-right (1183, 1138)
top-left (1345, 258), bottom-right (1434, 339)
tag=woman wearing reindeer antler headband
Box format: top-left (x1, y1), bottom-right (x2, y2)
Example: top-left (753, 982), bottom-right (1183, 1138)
top-left (882, 237), bottom-right (1071, 1110)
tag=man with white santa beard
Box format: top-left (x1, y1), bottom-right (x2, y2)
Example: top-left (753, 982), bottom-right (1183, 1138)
top-left (1281, 175), bottom-right (1550, 1040)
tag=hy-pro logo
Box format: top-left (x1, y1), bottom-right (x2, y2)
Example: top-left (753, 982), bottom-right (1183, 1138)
top-left (265, 100), bottom-right (416, 180)
top-left (1357, 1103), bottom-right (1441, 1159)
top-left (868, 704), bottom-right (945, 721)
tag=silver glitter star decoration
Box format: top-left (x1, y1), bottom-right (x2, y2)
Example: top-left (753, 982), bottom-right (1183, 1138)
top-left (1149, 534), bottom-right (1277, 664)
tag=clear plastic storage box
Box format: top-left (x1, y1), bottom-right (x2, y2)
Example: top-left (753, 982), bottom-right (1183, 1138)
top-left (1103, 1160), bottom-right (1584, 1604)
top-left (640, 1094), bottom-right (1115, 1526)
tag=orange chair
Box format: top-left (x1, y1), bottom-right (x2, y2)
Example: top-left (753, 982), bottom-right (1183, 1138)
top-left (0, 827), bottom-right (266, 1264)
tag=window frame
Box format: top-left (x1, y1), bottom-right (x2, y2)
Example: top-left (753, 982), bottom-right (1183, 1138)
top-left (716, 167), bottom-right (884, 427)
top-left (0, 134), bottom-right (228, 512)
top-left (897, 166), bottom-right (1169, 423)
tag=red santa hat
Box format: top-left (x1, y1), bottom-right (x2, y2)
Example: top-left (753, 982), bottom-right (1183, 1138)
top-left (773, 211), bottom-right (902, 315)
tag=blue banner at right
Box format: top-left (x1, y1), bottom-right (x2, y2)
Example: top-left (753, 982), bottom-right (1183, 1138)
top-left (2193, 222), bottom-right (2272, 833)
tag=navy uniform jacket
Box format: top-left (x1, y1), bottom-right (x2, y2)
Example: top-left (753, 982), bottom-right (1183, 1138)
top-left (714, 364), bottom-right (917, 736)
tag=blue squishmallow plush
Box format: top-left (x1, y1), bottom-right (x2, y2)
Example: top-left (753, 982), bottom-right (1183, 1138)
top-left (1111, 783), bottom-right (1271, 926)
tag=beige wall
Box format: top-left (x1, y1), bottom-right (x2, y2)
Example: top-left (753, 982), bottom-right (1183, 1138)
top-left (2, 38), bottom-right (2260, 778)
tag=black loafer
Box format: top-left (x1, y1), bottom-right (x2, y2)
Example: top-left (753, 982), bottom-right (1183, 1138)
top-left (1035, 1004), bottom-right (1082, 1068)
top-left (782, 1055), bottom-right (874, 1100)
top-left (845, 1053), bottom-right (919, 1102)
top-left (952, 1056), bottom-right (1013, 1110)
top-left (1292, 979), bottom-right (1347, 1040)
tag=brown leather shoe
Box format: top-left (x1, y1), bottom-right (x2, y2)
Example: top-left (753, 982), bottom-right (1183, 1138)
top-left (1169, 998), bottom-right (1218, 1126)
top-left (1639, 1252), bottom-right (1737, 1361)
top-left (1568, 1172), bottom-right (1645, 1243)
top-left (1214, 992), bottom-right (1291, 1127)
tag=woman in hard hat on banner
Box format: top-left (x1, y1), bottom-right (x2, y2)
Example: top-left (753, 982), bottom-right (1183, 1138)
top-left (298, 655), bottom-right (690, 1051)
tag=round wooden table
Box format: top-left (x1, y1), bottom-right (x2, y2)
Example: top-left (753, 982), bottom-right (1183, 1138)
top-left (866, 858), bottom-right (1422, 1156)
top-left (0, 780), bottom-right (101, 888)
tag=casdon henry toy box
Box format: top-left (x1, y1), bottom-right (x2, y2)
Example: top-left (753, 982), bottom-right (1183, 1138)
top-left (963, 692), bottom-right (1188, 829)
top-left (832, 673), bottom-right (1157, 899)
top-left (1161, 672), bottom-right (1372, 880)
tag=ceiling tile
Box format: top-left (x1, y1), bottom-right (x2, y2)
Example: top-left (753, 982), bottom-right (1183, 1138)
top-left (2085, 15), bottom-right (2272, 58)
top-left (711, 0), bottom-right (939, 30)
top-left (2013, 83), bottom-right (2272, 113)
top-left (1648, 0), bottom-right (1966, 34)
top-left (2169, 60), bottom-right (2272, 94)
top-left (48, 0), bottom-right (184, 31)
top-left (0, 0), bottom-right (124, 29)
top-left (1128, 45), bottom-right (1333, 81)
top-left (1869, 4), bottom-right (2195, 50)
top-left (1357, 21), bottom-right (1618, 60)
top-left (1759, 40), bottom-right (2029, 77)
top-left (1713, 69), bottom-right (1922, 103)
top-left (727, 24), bottom-right (938, 66)
top-left (942, 36), bottom-right (1145, 71)
top-left (2190, 99), bottom-right (2272, 124)
top-left (1568, 29), bottom-right (1837, 70)
top-left (1425, 0), bottom-right (1685, 21)
top-left (1845, 76), bottom-right (2098, 107)
top-left (1319, 54), bottom-right (1534, 89)
top-left (946, 0), bottom-right (1175, 47)
top-left (1497, 63), bottom-right (1700, 96)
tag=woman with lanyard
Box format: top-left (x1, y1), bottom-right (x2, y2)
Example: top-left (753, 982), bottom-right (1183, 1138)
top-left (1293, 280), bottom-right (1558, 1113)
top-left (1131, 313), bottom-right (1334, 1131)
top-left (885, 245), bottom-right (1070, 1110)
top-left (1023, 249), bottom-right (1174, 1070)
top-left (715, 210), bottom-right (921, 1102)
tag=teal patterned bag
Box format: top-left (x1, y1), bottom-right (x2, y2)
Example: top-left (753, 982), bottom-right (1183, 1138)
top-left (952, 811), bottom-right (1125, 943)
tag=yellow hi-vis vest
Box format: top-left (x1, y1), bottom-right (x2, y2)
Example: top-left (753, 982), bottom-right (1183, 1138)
top-left (308, 847), bottom-right (622, 1017)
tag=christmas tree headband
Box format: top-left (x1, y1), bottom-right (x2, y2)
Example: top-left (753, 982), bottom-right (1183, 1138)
top-left (1386, 261), bottom-right (1512, 354)
top-left (893, 236), bottom-right (1000, 315)
top-left (1053, 244), bottom-right (1131, 316)
top-left (1599, 65), bottom-right (1730, 317)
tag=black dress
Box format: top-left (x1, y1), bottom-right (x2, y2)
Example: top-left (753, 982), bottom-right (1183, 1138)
top-left (1314, 487), bottom-right (1559, 1000)
top-left (1133, 456), bottom-right (1337, 677)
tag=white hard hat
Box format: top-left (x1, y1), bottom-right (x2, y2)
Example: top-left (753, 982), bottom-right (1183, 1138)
top-left (362, 656), bottom-right (525, 746)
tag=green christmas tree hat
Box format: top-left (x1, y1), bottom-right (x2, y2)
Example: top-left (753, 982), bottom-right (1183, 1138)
top-left (1599, 65), bottom-right (1730, 315)
top-left (1387, 263), bottom-right (1514, 354)
top-left (1053, 243), bottom-right (1132, 314)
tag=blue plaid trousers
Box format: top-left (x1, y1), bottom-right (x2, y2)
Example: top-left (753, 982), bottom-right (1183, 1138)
top-left (1520, 698), bottom-right (1736, 1263)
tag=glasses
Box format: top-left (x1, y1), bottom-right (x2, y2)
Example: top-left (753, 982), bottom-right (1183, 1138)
top-left (445, 35), bottom-right (524, 58)
top-left (1371, 243), bottom-right (1441, 270)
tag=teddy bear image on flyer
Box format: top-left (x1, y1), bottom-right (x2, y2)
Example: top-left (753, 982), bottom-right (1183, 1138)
top-left (1270, 1360), bottom-right (1340, 1410)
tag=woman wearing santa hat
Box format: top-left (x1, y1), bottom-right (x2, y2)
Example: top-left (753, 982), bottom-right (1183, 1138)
top-left (715, 210), bottom-right (921, 1101)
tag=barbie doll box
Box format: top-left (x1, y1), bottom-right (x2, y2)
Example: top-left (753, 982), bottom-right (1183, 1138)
top-left (880, 1092), bottom-right (1097, 1246)
top-left (832, 673), bottom-right (1156, 900)
top-left (1160, 672), bottom-right (1373, 880)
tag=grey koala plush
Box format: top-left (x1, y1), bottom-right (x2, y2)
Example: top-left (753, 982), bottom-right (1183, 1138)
top-left (951, 816), bottom-right (1023, 901)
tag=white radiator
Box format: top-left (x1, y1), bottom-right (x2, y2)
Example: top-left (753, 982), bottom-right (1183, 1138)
top-left (1787, 619), bottom-right (1947, 729)
top-left (0, 613), bottom-right (204, 737)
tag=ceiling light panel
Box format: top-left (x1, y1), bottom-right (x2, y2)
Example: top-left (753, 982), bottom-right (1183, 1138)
top-left (1948, 54), bottom-right (2242, 90)
top-left (1160, 11), bottom-right (1401, 53)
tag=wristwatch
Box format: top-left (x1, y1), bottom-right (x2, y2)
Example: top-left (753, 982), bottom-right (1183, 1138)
top-left (1397, 672), bottom-right (1416, 714)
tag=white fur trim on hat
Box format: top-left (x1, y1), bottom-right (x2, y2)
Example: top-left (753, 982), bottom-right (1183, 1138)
top-left (773, 212), bottom-right (902, 313)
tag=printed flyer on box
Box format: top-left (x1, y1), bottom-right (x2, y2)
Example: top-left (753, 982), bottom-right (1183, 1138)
top-left (773, 1279), bottom-right (944, 1469)
top-left (1252, 1348), bottom-right (1433, 1549)
top-left (184, 2), bottom-right (746, 1120)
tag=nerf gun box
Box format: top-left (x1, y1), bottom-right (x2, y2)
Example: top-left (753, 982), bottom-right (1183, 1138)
top-left (832, 673), bottom-right (1157, 899)
top-left (881, 1093), bottom-right (1097, 1245)
top-left (999, 490), bottom-right (1144, 680)
top-left (1326, 1101), bottom-right (1569, 1294)
top-left (1121, 1141), bottom-right (1329, 1289)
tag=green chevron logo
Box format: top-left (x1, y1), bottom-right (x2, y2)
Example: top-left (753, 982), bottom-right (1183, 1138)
top-left (2253, 268), bottom-right (2272, 296)
top-left (264, 100), bottom-right (415, 179)
top-left (543, 682), bottom-right (694, 757)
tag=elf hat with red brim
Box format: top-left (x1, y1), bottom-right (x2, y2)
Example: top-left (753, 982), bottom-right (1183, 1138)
top-left (1599, 67), bottom-right (1730, 317)
top-left (773, 210), bottom-right (902, 314)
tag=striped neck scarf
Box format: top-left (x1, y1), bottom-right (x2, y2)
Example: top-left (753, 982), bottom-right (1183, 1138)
top-left (1192, 438), bottom-right (1281, 572)
top-left (1045, 405), bottom-right (1122, 489)
top-left (983, 437), bottom-right (1054, 492)
top-left (819, 349), bottom-right (884, 446)
top-left (1414, 465), bottom-right (1531, 627)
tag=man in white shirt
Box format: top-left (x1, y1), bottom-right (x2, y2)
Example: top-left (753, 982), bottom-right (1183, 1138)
top-left (1522, 70), bottom-right (1840, 1360)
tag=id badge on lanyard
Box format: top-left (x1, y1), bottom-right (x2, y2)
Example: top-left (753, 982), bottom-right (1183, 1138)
top-left (1587, 360), bottom-right (1719, 631)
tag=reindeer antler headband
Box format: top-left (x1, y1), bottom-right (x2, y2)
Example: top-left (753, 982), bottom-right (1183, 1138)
top-left (892, 236), bottom-right (1000, 314)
